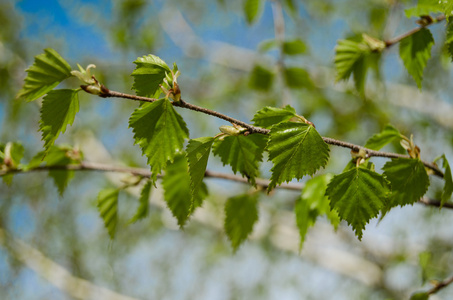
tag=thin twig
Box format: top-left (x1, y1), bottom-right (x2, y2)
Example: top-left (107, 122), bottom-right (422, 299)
top-left (385, 14), bottom-right (446, 47)
top-left (1, 162), bottom-right (450, 209)
top-left (427, 274), bottom-right (453, 296)
top-left (99, 89), bottom-right (444, 178)
top-left (0, 162), bottom-right (302, 191)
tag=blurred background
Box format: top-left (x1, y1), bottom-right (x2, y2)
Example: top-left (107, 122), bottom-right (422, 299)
top-left (1, 0), bottom-right (453, 299)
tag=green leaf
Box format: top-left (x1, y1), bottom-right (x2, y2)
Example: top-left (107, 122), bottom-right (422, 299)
top-left (283, 67), bottom-right (312, 89)
top-left (383, 158), bottom-right (430, 207)
top-left (267, 122), bottom-right (330, 191)
top-left (97, 189), bottom-right (119, 239)
top-left (129, 180), bottom-right (152, 223)
top-left (335, 38), bottom-right (370, 83)
top-left (224, 193), bottom-right (259, 251)
top-left (405, 0), bottom-right (444, 18)
top-left (249, 65), bottom-right (274, 91)
top-left (252, 105), bottom-right (297, 129)
top-left (129, 99), bottom-right (189, 181)
top-left (364, 124), bottom-right (402, 150)
top-left (17, 48), bottom-right (72, 102)
top-left (131, 54), bottom-right (171, 97)
top-left (409, 292), bottom-right (429, 300)
top-left (163, 155), bottom-right (208, 227)
top-left (39, 89), bottom-right (80, 152)
top-left (399, 28), bottom-right (434, 89)
top-left (282, 39), bottom-right (307, 55)
top-left (244, 0), bottom-right (263, 24)
top-left (440, 155), bottom-right (453, 207)
top-left (186, 137), bottom-right (214, 201)
top-left (213, 134), bottom-right (267, 186)
top-left (295, 174), bottom-right (337, 250)
top-left (326, 166), bottom-right (388, 240)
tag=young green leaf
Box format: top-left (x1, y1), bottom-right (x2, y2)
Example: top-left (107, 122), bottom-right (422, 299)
top-left (335, 39), bottom-right (370, 83)
top-left (163, 155), bottom-right (208, 227)
top-left (295, 174), bottom-right (337, 250)
top-left (440, 155), bottom-right (453, 207)
top-left (267, 122), bottom-right (330, 191)
top-left (405, 0), bottom-right (445, 18)
top-left (283, 67), bottom-right (312, 89)
top-left (129, 99), bottom-right (189, 181)
top-left (383, 158), bottom-right (430, 207)
top-left (39, 89), bottom-right (80, 152)
top-left (399, 28), bottom-right (434, 89)
top-left (244, 0), bottom-right (263, 24)
top-left (131, 54), bottom-right (171, 97)
top-left (129, 180), bottom-right (152, 224)
top-left (249, 65), bottom-right (274, 91)
top-left (364, 124), bottom-right (402, 150)
top-left (224, 193), bottom-right (259, 251)
top-left (282, 39), bottom-right (307, 56)
top-left (97, 188), bottom-right (119, 239)
top-left (252, 105), bottom-right (297, 129)
top-left (17, 48), bottom-right (72, 102)
top-left (186, 137), bottom-right (214, 200)
top-left (213, 134), bottom-right (267, 186)
top-left (326, 166), bottom-right (388, 240)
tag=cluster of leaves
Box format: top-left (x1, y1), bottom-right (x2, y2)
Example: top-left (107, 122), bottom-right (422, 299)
top-left (11, 44), bottom-right (453, 253)
top-left (333, 0), bottom-right (453, 92)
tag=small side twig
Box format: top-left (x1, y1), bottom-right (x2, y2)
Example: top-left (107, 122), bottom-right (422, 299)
top-left (385, 14), bottom-right (446, 47)
top-left (427, 274), bottom-right (453, 296)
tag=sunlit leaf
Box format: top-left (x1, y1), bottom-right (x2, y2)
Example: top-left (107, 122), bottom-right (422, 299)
top-left (252, 105), bottom-right (297, 129)
top-left (17, 48), bottom-right (72, 102)
top-left (335, 39), bottom-right (370, 83)
top-left (268, 122), bottom-right (329, 191)
top-left (186, 137), bottom-right (214, 201)
top-left (131, 54), bottom-right (171, 97)
top-left (129, 180), bottom-right (152, 223)
top-left (405, 0), bottom-right (445, 18)
top-left (326, 166), bottom-right (388, 240)
top-left (129, 99), bottom-right (189, 181)
top-left (399, 28), bottom-right (434, 89)
top-left (163, 155), bottom-right (208, 227)
top-left (365, 124), bottom-right (402, 150)
top-left (39, 89), bottom-right (80, 152)
top-left (224, 193), bottom-right (259, 251)
top-left (97, 188), bottom-right (119, 239)
top-left (383, 158), bottom-right (430, 207)
top-left (213, 134), bottom-right (267, 186)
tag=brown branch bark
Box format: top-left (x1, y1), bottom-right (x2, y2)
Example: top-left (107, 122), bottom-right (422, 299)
top-left (1, 162), bottom-right (449, 209)
top-left (385, 14), bottom-right (446, 47)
